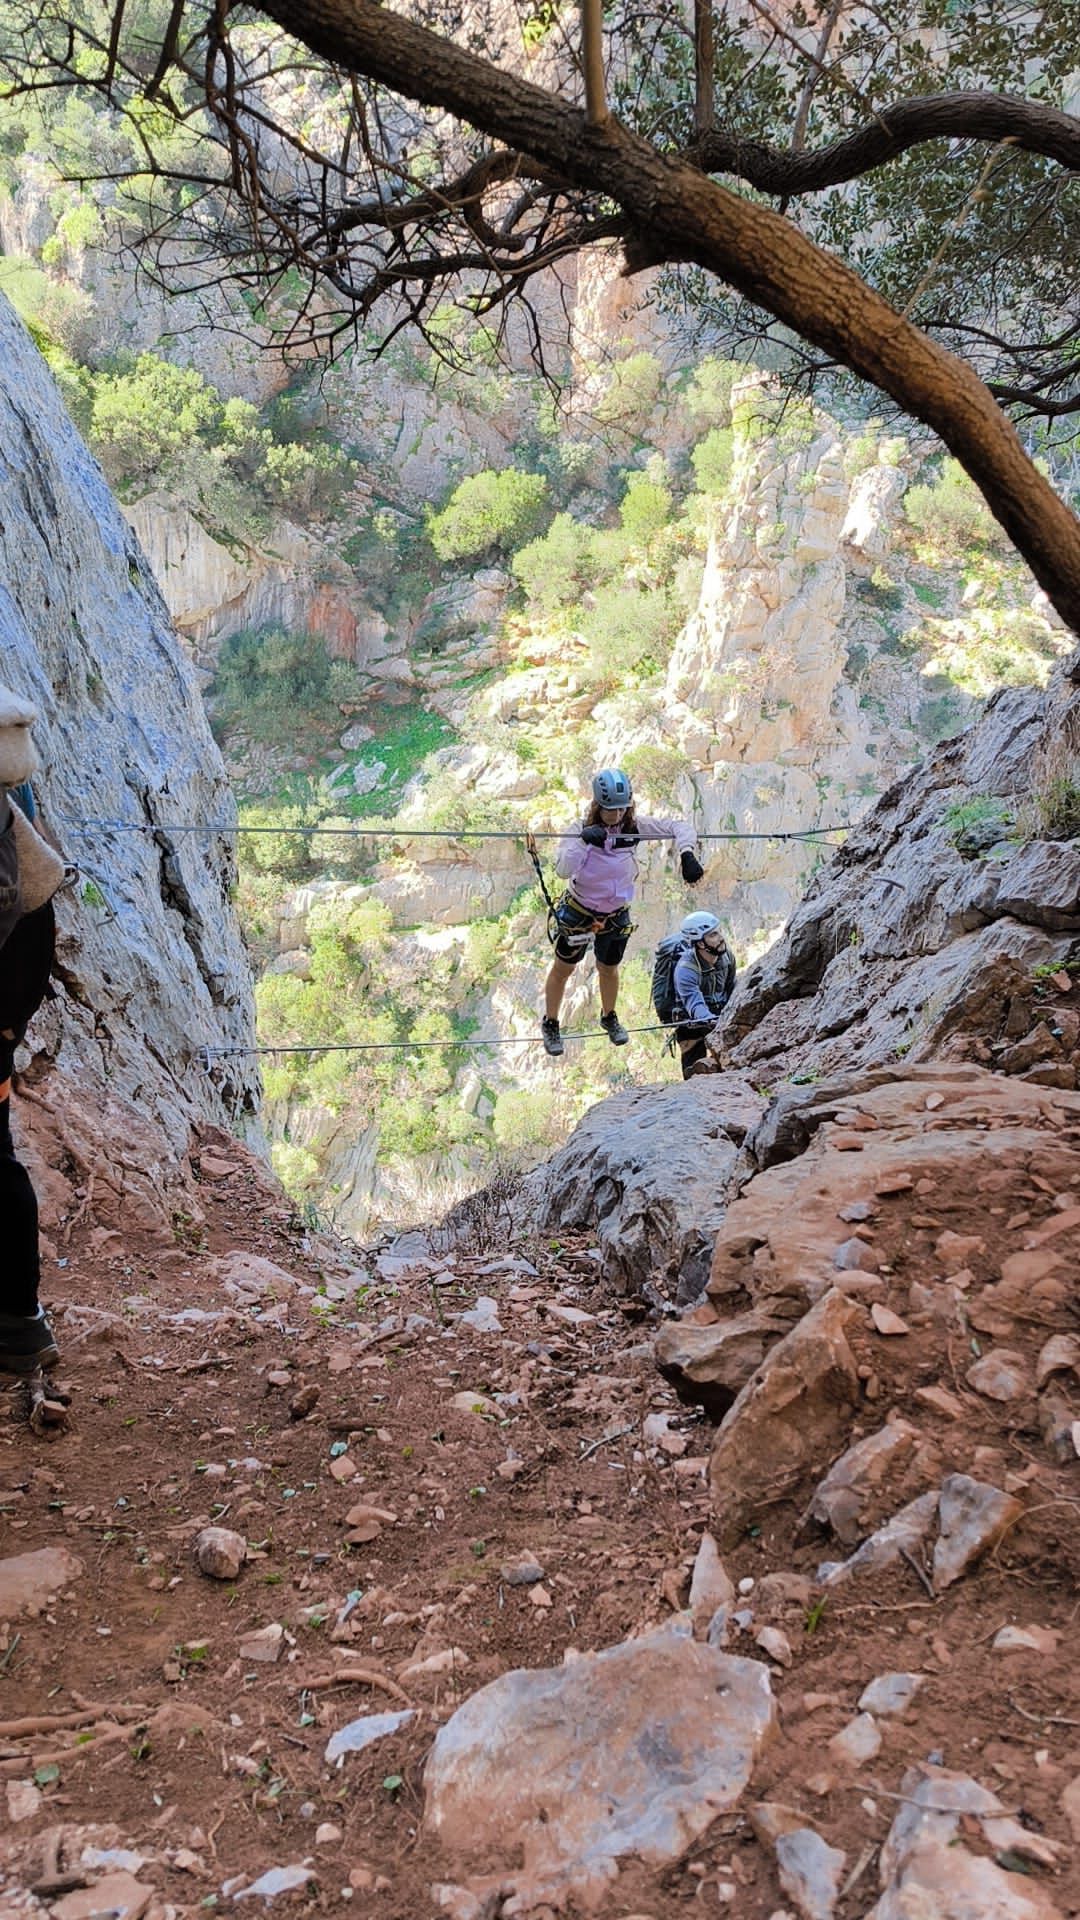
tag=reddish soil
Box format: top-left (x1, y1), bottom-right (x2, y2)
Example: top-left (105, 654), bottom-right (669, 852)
top-left (1, 1123), bottom-right (1079, 1919)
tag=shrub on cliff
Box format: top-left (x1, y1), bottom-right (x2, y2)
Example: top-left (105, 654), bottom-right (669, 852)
top-left (512, 512), bottom-right (595, 612)
top-left (904, 457), bottom-right (1004, 552)
top-left (690, 427), bottom-right (734, 496)
top-left (428, 468), bottom-right (550, 561)
top-left (210, 626), bottom-right (366, 753)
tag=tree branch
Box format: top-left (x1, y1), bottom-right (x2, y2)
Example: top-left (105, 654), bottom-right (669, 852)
top-left (253, 0), bottom-right (1080, 637)
top-left (690, 91), bottom-right (1080, 195)
top-left (581, 0), bottom-right (609, 128)
top-left (693, 0), bottom-right (714, 139)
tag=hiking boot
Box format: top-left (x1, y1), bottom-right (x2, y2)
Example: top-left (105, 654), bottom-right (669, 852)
top-left (541, 1016), bottom-right (565, 1057)
top-left (0, 1306), bottom-right (60, 1375)
top-left (600, 1011), bottom-right (630, 1046)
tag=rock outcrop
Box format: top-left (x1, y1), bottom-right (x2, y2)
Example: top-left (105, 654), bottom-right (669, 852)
top-left (519, 1076), bottom-right (766, 1301)
top-left (0, 294), bottom-right (258, 1233)
top-left (716, 669), bottom-right (1080, 1083)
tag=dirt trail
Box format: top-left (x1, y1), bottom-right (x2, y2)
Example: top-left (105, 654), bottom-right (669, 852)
top-left (1, 1116), bottom-right (1079, 1919)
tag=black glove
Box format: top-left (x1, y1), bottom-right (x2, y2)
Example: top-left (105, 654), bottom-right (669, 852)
top-left (680, 850), bottom-right (705, 884)
top-left (581, 825), bottom-right (607, 847)
top-left (613, 831), bottom-right (639, 848)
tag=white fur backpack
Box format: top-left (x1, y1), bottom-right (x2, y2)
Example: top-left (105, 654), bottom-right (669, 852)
top-left (0, 685), bottom-right (66, 911)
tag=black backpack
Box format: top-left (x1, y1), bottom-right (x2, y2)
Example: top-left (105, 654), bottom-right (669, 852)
top-left (0, 902), bottom-right (57, 1045)
top-left (651, 933), bottom-right (735, 1025)
top-left (651, 934), bottom-right (684, 1024)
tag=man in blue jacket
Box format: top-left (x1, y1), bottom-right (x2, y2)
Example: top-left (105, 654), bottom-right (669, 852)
top-left (670, 911), bottom-right (736, 1078)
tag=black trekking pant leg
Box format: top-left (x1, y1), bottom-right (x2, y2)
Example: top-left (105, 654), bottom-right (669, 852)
top-left (0, 1049), bottom-right (40, 1316)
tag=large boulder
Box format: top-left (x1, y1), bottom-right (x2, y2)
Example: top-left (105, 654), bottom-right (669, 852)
top-left (424, 1622), bottom-right (777, 1910)
top-left (716, 676), bottom-right (1080, 1082)
top-left (518, 1076), bottom-right (766, 1301)
top-left (708, 1289), bottom-right (863, 1542)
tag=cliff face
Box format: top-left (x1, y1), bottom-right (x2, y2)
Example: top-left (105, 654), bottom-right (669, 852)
top-left (717, 666), bottom-right (1080, 1087)
top-left (0, 294), bottom-right (259, 1234)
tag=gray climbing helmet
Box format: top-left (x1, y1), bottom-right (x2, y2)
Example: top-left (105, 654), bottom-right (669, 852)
top-left (592, 767), bottom-right (633, 809)
top-left (680, 911), bottom-right (722, 943)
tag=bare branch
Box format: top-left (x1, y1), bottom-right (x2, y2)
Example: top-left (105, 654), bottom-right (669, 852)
top-left (581, 0), bottom-right (609, 128)
top-left (693, 0), bottom-right (714, 139)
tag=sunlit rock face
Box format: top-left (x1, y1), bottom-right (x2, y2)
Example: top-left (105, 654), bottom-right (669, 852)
top-left (0, 292), bottom-right (260, 1233)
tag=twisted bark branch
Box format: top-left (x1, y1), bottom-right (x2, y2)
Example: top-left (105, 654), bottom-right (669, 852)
top-left (690, 90), bottom-right (1080, 193)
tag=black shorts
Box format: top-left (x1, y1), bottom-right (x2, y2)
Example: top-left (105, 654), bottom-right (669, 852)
top-left (676, 1028), bottom-right (709, 1078)
top-left (550, 895), bottom-right (632, 968)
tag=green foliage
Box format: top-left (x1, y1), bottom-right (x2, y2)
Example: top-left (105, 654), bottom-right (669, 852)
top-left (492, 1088), bottom-right (555, 1151)
top-left (271, 1140), bottom-right (321, 1194)
top-left (259, 438), bottom-right (353, 518)
top-left (618, 467), bottom-right (673, 542)
top-left (0, 254), bottom-right (57, 333)
top-left (1033, 769), bottom-right (1080, 840)
top-left (511, 512), bottom-right (594, 612)
top-left (578, 580), bottom-right (678, 686)
top-left (59, 351), bottom-right (353, 525)
top-left (942, 795), bottom-right (1014, 856)
top-left (683, 358), bottom-right (741, 428)
top-left (89, 354), bottom-right (220, 478)
top-left (621, 743), bottom-right (691, 810)
top-left (593, 352), bottom-right (664, 437)
top-left (855, 567), bottom-right (904, 612)
top-left (427, 468), bottom-right (549, 561)
top-left (921, 606), bottom-right (1064, 699)
top-left (690, 427), bottom-right (734, 496)
top-left (346, 707), bottom-right (456, 819)
top-left (238, 799), bottom-right (320, 878)
top-left (211, 627), bottom-right (367, 753)
top-left (903, 457), bottom-right (1003, 552)
top-left (40, 195), bottom-right (104, 265)
top-left (842, 421), bottom-right (888, 480)
top-left (521, 0), bottom-right (559, 47)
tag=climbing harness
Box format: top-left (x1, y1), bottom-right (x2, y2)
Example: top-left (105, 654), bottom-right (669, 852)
top-left (525, 831), bottom-right (561, 947)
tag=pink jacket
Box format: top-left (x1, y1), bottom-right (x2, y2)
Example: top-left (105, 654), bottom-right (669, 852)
top-left (555, 814), bottom-right (697, 914)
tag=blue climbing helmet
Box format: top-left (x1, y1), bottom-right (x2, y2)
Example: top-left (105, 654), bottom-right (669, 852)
top-left (592, 767), bottom-right (633, 810)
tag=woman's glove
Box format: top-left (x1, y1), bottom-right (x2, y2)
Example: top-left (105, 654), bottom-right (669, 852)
top-left (581, 825), bottom-right (607, 847)
top-left (680, 850), bottom-right (705, 884)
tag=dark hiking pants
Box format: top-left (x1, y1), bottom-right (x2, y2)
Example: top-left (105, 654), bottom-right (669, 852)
top-left (0, 1044), bottom-right (40, 1314)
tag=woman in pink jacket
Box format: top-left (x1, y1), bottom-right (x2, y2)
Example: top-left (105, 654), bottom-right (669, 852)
top-left (541, 767), bottom-right (704, 1057)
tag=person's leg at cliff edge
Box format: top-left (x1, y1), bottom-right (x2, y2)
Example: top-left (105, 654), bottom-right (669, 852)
top-left (0, 1040), bottom-right (59, 1372)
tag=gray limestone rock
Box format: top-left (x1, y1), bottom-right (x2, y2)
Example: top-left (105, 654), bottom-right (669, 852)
top-left (750, 1802), bottom-right (846, 1920)
top-left (717, 676), bottom-right (1080, 1081)
top-left (868, 1765), bottom-right (1066, 1920)
top-left (819, 1489), bottom-right (940, 1586)
top-left (804, 1420), bottom-right (926, 1547)
top-left (0, 1547), bottom-right (83, 1618)
top-left (932, 1474), bottom-right (1023, 1592)
top-left (857, 1672), bottom-right (925, 1717)
top-left (519, 1076), bottom-right (766, 1302)
top-left (423, 1622), bottom-right (776, 1907)
top-left (995, 839), bottom-right (1080, 933)
top-left (0, 294), bottom-right (258, 1213)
